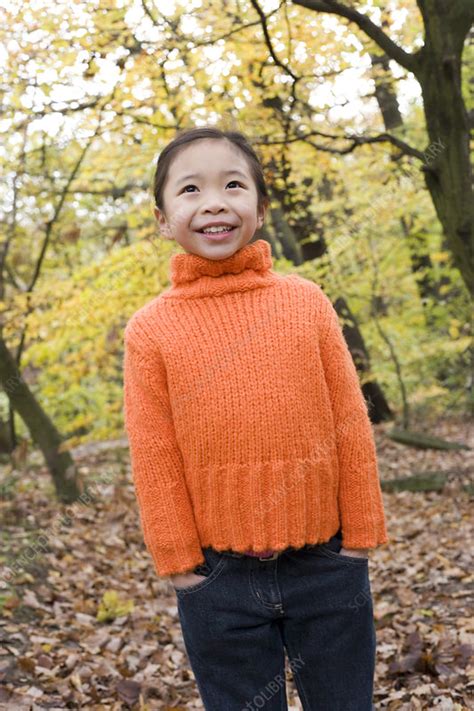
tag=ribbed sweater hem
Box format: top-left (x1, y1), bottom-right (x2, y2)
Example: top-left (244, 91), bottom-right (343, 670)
top-left (144, 456), bottom-right (388, 575)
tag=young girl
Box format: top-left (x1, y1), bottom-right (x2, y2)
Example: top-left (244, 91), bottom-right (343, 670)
top-left (123, 126), bottom-right (388, 711)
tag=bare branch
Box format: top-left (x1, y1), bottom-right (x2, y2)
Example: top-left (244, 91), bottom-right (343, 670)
top-left (3, 97), bottom-right (103, 130)
top-left (26, 120), bottom-right (103, 295)
top-left (256, 129), bottom-right (426, 161)
top-left (0, 125), bottom-right (28, 301)
top-left (26, 182), bottom-right (148, 199)
top-left (292, 0), bottom-right (421, 73)
top-left (141, 0), bottom-right (283, 51)
top-left (250, 0), bottom-right (300, 82)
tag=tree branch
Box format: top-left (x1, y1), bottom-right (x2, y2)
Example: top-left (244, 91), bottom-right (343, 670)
top-left (250, 0), bottom-right (300, 81)
top-left (257, 129), bottom-right (426, 161)
top-left (292, 0), bottom-right (420, 73)
top-left (26, 119), bottom-right (103, 294)
top-left (141, 0), bottom-right (283, 52)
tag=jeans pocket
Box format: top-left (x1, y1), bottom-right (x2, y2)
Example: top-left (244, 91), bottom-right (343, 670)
top-left (319, 543), bottom-right (369, 565)
top-left (173, 549), bottom-right (228, 597)
top-left (192, 562), bottom-right (212, 577)
top-left (304, 532), bottom-right (369, 565)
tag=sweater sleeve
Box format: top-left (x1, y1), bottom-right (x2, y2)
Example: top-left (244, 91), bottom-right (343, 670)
top-left (317, 289), bottom-right (389, 549)
top-left (123, 325), bottom-right (205, 576)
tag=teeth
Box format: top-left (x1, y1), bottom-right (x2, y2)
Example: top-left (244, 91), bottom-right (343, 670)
top-left (202, 226), bottom-right (233, 233)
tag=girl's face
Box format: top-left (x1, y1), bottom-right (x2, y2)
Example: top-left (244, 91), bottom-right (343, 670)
top-left (154, 139), bottom-right (267, 260)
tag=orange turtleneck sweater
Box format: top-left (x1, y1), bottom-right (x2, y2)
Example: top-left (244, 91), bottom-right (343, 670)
top-left (123, 239), bottom-right (388, 576)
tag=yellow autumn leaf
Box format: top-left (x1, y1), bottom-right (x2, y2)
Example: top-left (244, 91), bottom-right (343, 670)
top-left (97, 590), bottom-right (134, 623)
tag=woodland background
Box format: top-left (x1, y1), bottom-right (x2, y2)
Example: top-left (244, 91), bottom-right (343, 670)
top-left (0, 0), bottom-right (472, 709)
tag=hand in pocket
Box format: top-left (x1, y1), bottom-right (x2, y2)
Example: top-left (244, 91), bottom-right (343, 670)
top-left (169, 561), bottom-right (211, 590)
top-left (339, 547), bottom-right (369, 559)
top-left (170, 571), bottom-right (208, 589)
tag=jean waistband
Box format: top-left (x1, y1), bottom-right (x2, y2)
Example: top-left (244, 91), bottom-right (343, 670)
top-left (210, 528), bottom-right (343, 561)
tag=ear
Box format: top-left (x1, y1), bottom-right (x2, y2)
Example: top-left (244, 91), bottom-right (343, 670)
top-left (154, 206), bottom-right (172, 239)
top-left (257, 202), bottom-right (268, 230)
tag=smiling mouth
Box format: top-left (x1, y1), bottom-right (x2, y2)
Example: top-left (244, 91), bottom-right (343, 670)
top-left (198, 226), bottom-right (235, 234)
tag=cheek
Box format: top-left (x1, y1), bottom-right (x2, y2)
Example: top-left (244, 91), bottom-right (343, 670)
top-left (170, 204), bottom-right (192, 229)
top-left (239, 203), bottom-right (259, 221)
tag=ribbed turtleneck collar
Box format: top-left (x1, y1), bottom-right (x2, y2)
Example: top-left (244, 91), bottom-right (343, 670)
top-left (163, 239), bottom-right (278, 300)
top-left (171, 239), bottom-right (272, 286)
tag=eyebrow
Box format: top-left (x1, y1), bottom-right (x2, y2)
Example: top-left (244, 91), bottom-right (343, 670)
top-left (176, 169), bottom-right (248, 186)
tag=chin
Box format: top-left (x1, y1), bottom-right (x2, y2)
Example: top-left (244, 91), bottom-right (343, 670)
top-left (194, 241), bottom-right (239, 259)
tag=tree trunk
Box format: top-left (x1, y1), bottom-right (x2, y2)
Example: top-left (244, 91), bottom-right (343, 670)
top-left (268, 198), bottom-right (304, 265)
top-left (388, 427), bottom-right (470, 450)
top-left (370, 51), bottom-right (403, 130)
top-left (369, 45), bottom-right (468, 396)
top-left (0, 418), bottom-right (13, 454)
top-left (412, 1), bottom-right (473, 295)
top-left (0, 335), bottom-right (81, 503)
top-left (334, 297), bottom-right (393, 423)
top-left (369, 50), bottom-right (446, 320)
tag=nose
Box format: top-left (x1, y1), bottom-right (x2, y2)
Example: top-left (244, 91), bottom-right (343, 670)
top-left (200, 193), bottom-right (229, 213)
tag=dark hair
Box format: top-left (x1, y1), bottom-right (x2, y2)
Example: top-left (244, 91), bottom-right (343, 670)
top-left (153, 126), bottom-right (270, 217)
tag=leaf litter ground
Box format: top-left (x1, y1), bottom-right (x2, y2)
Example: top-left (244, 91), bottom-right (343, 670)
top-left (0, 414), bottom-right (472, 710)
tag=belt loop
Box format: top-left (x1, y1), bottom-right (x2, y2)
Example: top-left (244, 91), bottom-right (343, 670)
top-left (258, 551), bottom-right (280, 561)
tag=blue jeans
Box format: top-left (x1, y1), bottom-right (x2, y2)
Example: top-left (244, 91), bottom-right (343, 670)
top-left (173, 529), bottom-right (376, 710)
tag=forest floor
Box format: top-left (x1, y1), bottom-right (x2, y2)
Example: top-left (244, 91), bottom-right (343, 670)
top-left (0, 413), bottom-right (472, 711)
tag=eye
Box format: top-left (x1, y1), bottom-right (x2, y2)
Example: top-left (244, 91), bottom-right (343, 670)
top-left (181, 184), bottom-right (197, 193)
top-left (227, 180), bottom-right (243, 188)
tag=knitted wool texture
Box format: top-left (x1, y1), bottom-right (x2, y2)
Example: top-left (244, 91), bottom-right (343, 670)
top-left (123, 239), bottom-right (389, 576)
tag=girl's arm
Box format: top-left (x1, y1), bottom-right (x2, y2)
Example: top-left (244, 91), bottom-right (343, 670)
top-left (123, 327), bottom-right (204, 577)
top-left (317, 288), bottom-right (388, 550)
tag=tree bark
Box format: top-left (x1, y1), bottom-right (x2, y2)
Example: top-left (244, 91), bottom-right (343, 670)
top-left (369, 51), bottom-right (403, 130)
top-left (0, 335), bottom-right (81, 503)
top-left (369, 50), bottom-right (449, 320)
top-left (333, 297), bottom-right (392, 423)
top-left (413, 1), bottom-right (473, 295)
